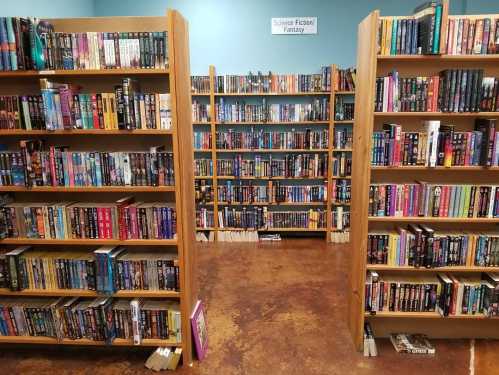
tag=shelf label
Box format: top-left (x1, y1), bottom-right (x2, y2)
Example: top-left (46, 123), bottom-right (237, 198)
top-left (271, 17), bottom-right (317, 35)
top-left (39, 70), bottom-right (55, 75)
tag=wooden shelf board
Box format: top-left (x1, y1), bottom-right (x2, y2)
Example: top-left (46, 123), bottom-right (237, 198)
top-left (194, 149), bottom-right (212, 152)
top-left (0, 336), bottom-right (179, 346)
top-left (216, 149), bottom-right (328, 153)
top-left (0, 238), bottom-right (177, 246)
top-left (214, 92), bottom-right (330, 96)
top-left (192, 122), bottom-right (211, 125)
top-left (371, 166), bottom-right (499, 171)
top-left (365, 311), bottom-right (491, 319)
top-left (331, 202), bottom-right (351, 206)
top-left (332, 148), bottom-right (353, 152)
top-left (191, 93), bottom-right (210, 96)
top-left (374, 112), bottom-right (499, 117)
top-left (0, 129), bottom-right (173, 135)
top-left (377, 54), bottom-right (499, 62)
top-left (0, 69), bottom-right (169, 78)
top-left (216, 121), bottom-right (330, 125)
top-left (0, 186), bottom-right (175, 193)
top-left (0, 288), bottom-right (180, 298)
top-left (366, 265), bottom-right (499, 272)
top-left (196, 227), bottom-right (216, 231)
top-left (368, 217), bottom-right (499, 223)
top-left (334, 120), bottom-right (355, 123)
top-left (194, 176), bottom-right (213, 179)
top-left (335, 91), bottom-right (355, 95)
top-left (332, 176), bottom-right (352, 179)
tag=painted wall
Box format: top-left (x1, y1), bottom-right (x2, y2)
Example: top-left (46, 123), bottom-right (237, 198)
top-left (3, 0), bottom-right (499, 74)
top-left (2, 0), bottom-right (94, 18)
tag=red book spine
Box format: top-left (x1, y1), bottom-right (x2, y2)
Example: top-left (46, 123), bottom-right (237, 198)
top-left (105, 207), bottom-right (112, 239)
top-left (97, 207), bottom-right (105, 239)
top-left (433, 76), bottom-right (439, 111)
top-left (403, 185), bottom-right (409, 216)
top-left (66, 152), bottom-right (74, 187)
top-left (130, 206), bottom-right (138, 239)
top-left (439, 186), bottom-right (447, 217)
top-left (118, 205), bottom-right (126, 240)
top-left (91, 94), bottom-right (99, 129)
top-left (49, 146), bottom-right (57, 186)
top-left (443, 186), bottom-right (451, 217)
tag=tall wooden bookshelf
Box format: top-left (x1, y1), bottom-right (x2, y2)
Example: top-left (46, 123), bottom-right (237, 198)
top-left (0, 11), bottom-right (197, 364)
top-left (348, 2), bottom-right (499, 350)
top-left (192, 65), bottom-right (354, 242)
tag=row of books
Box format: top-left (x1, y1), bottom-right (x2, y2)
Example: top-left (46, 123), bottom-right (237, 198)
top-left (214, 68), bottom-right (331, 93)
top-left (1, 145), bottom-right (175, 188)
top-left (192, 101), bottom-right (210, 123)
top-left (334, 97), bottom-right (354, 121)
top-left (368, 226), bottom-right (498, 268)
top-left (375, 69), bottom-right (498, 113)
top-left (194, 159), bottom-right (213, 177)
top-left (332, 206), bottom-right (350, 230)
top-left (191, 76), bottom-right (210, 94)
top-left (445, 17), bottom-right (499, 55)
top-left (196, 208), bottom-right (214, 229)
top-left (218, 207), bottom-right (327, 230)
top-left (333, 129), bottom-right (353, 149)
top-left (193, 132), bottom-right (212, 150)
top-left (377, 2), bottom-right (443, 56)
top-left (214, 129), bottom-right (329, 150)
top-left (372, 119), bottom-right (499, 167)
top-left (332, 180), bottom-right (351, 203)
top-left (332, 152), bottom-right (352, 177)
top-left (2, 198), bottom-right (177, 240)
top-left (215, 99), bottom-right (330, 123)
top-left (195, 180), bottom-right (213, 204)
top-left (0, 17), bottom-right (168, 71)
top-left (369, 183), bottom-right (498, 218)
top-left (0, 297), bottom-right (180, 344)
top-left (217, 182), bottom-right (327, 204)
top-left (334, 68), bottom-right (356, 91)
top-left (365, 271), bottom-right (499, 317)
top-left (215, 154), bottom-right (328, 178)
top-left (1, 246), bottom-right (179, 292)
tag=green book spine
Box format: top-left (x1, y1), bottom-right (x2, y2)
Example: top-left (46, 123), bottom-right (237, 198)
top-left (432, 5), bottom-right (443, 54)
top-left (391, 19), bottom-right (398, 55)
top-left (462, 186), bottom-right (471, 218)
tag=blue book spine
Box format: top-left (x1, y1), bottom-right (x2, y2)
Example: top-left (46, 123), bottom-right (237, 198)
top-left (0, 18), bottom-right (10, 70)
top-left (95, 153), bottom-right (102, 186)
top-left (5, 18), bottom-right (17, 70)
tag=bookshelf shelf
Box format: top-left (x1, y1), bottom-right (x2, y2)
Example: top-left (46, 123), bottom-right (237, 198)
top-left (0, 186), bottom-right (175, 193)
top-left (0, 336), bottom-right (179, 347)
top-left (366, 265), bottom-right (499, 272)
top-left (332, 148), bottom-right (353, 152)
top-left (0, 10), bottom-right (197, 363)
top-left (334, 120), bottom-right (355, 124)
top-left (0, 129), bottom-right (173, 135)
top-left (332, 176), bottom-right (352, 179)
top-left (368, 217), bottom-right (499, 223)
top-left (349, 2), bottom-right (499, 351)
top-left (0, 288), bottom-right (180, 298)
top-left (213, 92), bottom-right (330, 96)
top-left (335, 91), bottom-right (355, 95)
top-left (0, 68), bottom-right (169, 78)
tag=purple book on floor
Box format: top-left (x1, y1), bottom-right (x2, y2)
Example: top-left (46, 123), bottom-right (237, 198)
top-left (191, 300), bottom-right (208, 361)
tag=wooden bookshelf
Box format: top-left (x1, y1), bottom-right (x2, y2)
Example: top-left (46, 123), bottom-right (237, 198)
top-left (348, 2), bottom-right (499, 350)
top-left (0, 10), bottom-right (197, 364)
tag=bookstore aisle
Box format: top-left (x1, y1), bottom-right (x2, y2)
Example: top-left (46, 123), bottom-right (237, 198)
top-left (1, 239), bottom-right (497, 374)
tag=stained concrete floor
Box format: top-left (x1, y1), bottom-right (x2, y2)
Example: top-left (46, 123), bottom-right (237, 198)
top-left (0, 240), bottom-right (498, 375)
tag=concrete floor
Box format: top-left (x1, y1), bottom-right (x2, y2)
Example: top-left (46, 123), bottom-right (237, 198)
top-left (0, 239), bottom-right (498, 374)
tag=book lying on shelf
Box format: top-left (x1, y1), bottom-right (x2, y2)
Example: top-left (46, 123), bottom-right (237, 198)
top-left (369, 182), bottom-right (499, 218)
top-left (259, 234), bottom-right (281, 241)
top-left (0, 297), bottom-right (180, 344)
top-left (334, 67), bottom-right (356, 91)
top-left (215, 129), bottom-right (329, 150)
top-left (375, 70), bottom-right (499, 113)
top-left (191, 76), bottom-right (210, 94)
top-left (378, 2), bottom-right (444, 56)
top-left (445, 16), bottom-right (499, 55)
top-left (372, 119), bottom-right (499, 167)
top-left (0, 246), bottom-right (179, 292)
top-left (216, 154), bottom-right (328, 178)
top-left (215, 98), bottom-right (330, 122)
top-left (390, 334), bottom-right (435, 354)
top-left (145, 347), bottom-right (182, 371)
top-left (0, 140), bottom-right (175, 187)
top-left (191, 300), bottom-right (208, 361)
top-left (214, 68), bottom-right (331, 93)
top-left (218, 230), bottom-right (259, 242)
top-left (192, 101), bottom-right (211, 122)
top-left (0, 17), bottom-right (168, 71)
top-left (2, 198), bottom-right (177, 240)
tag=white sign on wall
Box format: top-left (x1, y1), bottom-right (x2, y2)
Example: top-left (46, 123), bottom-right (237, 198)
top-left (271, 17), bottom-right (317, 35)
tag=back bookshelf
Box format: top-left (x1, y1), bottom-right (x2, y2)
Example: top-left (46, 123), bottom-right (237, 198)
top-left (348, 0), bottom-right (499, 350)
top-left (0, 11), bottom-right (197, 364)
top-left (191, 65), bottom-right (355, 242)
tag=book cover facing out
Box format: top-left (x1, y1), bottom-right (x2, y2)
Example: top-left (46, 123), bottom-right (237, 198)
top-left (191, 300), bottom-right (208, 361)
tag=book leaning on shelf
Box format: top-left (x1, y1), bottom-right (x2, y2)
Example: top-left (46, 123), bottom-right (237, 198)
top-left (334, 67), bottom-right (356, 91)
top-left (214, 67), bottom-right (331, 93)
top-left (368, 226), bottom-right (499, 268)
top-left (445, 16), bottom-right (499, 55)
top-left (0, 246), bottom-right (179, 292)
top-left (1, 197), bottom-right (177, 240)
top-left (0, 17), bottom-right (168, 71)
top-left (375, 69), bottom-right (499, 113)
top-left (369, 182), bottom-right (499, 218)
top-left (191, 76), bottom-right (210, 94)
top-left (372, 119), bottom-right (499, 167)
top-left (0, 140), bottom-right (175, 188)
top-left (0, 297), bottom-right (180, 344)
top-left (365, 270), bottom-right (499, 317)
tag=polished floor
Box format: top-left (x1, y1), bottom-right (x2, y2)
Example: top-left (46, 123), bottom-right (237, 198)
top-left (0, 239), bottom-right (498, 375)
